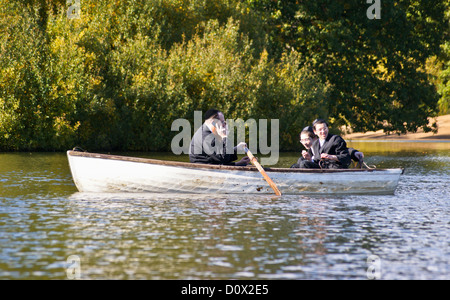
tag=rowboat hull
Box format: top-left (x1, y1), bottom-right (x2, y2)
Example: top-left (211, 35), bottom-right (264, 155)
top-left (67, 151), bottom-right (403, 195)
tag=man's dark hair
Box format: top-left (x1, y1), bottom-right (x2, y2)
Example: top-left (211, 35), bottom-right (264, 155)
top-left (312, 118), bottom-right (329, 130)
top-left (204, 109), bottom-right (221, 121)
top-left (302, 126), bottom-right (314, 134)
top-left (300, 126), bottom-right (317, 139)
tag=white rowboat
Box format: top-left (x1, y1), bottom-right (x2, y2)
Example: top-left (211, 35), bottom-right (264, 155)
top-left (67, 150), bottom-right (403, 195)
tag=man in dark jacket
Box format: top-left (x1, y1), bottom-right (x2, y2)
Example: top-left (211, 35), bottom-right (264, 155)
top-left (291, 125), bottom-right (364, 168)
top-left (299, 119), bottom-right (351, 169)
top-left (189, 109), bottom-right (250, 166)
top-left (290, 126), bottom-right (318, 168)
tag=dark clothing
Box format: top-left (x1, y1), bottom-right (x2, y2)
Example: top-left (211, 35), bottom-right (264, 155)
top-left (290, 148), bottom-right (314, 168)
top-left (348, 148), bottom-right (362, 163)
top-left (291, 146), bottom-right (360, 169)
top-left (300, 134), bottom-right (351, 169)
top-left (189, 124), bottom-right (238, 165)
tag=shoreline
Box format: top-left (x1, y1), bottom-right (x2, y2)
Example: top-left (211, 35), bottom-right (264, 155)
top-left (346, 139), bottom-right (450, 143)
top-left (342, 114), bottom-right (450, 141)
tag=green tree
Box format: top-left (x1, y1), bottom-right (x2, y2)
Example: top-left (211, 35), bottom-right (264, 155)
top-left (0, 0), bottom-right (327, 151)
top-left (247, 0), bottom-right (446, 134)
top-left (1, 0), bottom-right (445, 152)
top-left (436, 2), bottom-right (450, 115)
top-left (0, 1), bottom-right (78, 150)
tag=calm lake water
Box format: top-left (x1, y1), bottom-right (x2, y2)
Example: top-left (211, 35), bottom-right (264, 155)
top-left (0, 141), bottom-right (448, 280)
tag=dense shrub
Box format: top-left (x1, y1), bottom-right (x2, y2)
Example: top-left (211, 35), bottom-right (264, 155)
top-left (0, 0), bottom-right (446, 152)
top-left (0, 0), bottom-right (326, 151)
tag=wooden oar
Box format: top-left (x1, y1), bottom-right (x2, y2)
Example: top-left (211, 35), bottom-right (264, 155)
top-left (244, 147), bottom-right (282, 196)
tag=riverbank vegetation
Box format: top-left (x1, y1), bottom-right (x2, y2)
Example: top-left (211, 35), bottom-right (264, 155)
top-left (0, 0), bottom-right (448, 151)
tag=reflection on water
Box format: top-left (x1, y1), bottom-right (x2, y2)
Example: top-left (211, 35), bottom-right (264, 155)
top-left (0, 144), bottom-right (449, 279)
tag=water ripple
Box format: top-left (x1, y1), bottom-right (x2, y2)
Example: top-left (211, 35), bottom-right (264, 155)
top-left (0, 151), bottom-right (449, 279)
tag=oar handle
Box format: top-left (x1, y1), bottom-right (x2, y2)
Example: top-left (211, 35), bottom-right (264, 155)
top-left (244, 147), bottom-right (256, 162)
top-left (244, 147), bottom-right (282, 196)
